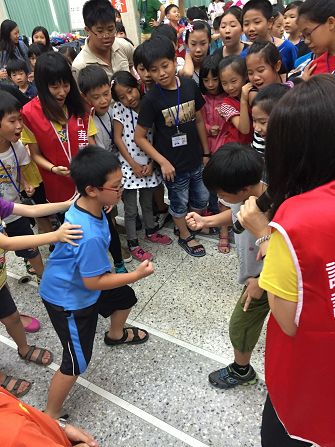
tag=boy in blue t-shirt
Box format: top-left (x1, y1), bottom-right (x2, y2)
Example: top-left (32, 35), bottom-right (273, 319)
top-left (40, 146), bottom-right (154, 418)
top-left (240, 0), bottom-right (297, 73)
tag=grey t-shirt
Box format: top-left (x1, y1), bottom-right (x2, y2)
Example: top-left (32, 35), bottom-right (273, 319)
top-left (230, 202), bottom-right (263, 284)
top-left (94, 106), bottom-right (118, 155)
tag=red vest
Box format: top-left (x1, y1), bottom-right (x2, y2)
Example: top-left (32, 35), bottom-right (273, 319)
top-left (22, 97), bottom-right (90, 202)
top-left (266, 180), bottom-right (335, 446)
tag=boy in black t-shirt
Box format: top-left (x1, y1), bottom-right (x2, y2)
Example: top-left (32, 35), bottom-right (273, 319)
top-left (134, 37), bottom-right (210, 257)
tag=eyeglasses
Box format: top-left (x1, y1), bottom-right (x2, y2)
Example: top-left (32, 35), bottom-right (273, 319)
top-left (301, 23), bottom-right (323, 41)
top-left (89, 28), bottom-right (116, 38)
top-left (98, 184), bottom-right (124, 193)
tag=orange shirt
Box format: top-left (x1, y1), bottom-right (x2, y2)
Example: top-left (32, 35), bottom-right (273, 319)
top-left (0, 388), bottom-right (71, 447)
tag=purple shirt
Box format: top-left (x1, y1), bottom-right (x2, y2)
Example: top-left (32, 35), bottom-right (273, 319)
top-left (0, 198), bottom-right (14, 221)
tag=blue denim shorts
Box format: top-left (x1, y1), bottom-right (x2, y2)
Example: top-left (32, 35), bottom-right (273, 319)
top-left (165, 165), bottom-right (209, 218)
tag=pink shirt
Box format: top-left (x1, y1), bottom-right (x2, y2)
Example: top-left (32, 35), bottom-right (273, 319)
top-left (201, 93), bottom-right (228, 153)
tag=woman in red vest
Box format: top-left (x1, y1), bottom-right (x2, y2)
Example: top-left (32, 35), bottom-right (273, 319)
top-left (21, 51), bottom-right (96, 207)
top-left (239, 75), bottom-right (335, 447)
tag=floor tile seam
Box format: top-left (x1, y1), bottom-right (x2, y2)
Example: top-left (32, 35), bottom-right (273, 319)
top-left (127, 318), bottom-right (266, 381)
top-left (132, 255), bottom-right (186, 320)
top-left (0, 333), bottom-right (209, 447)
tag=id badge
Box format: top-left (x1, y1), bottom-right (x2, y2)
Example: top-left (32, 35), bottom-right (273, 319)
top-left (171, 132), bottom-right (187, 148)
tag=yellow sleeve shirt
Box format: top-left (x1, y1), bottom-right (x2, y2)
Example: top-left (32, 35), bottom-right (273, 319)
top-left (21, 116), bottom-right (97, 145)
top-left (259, 230), bottom-right (298, 303)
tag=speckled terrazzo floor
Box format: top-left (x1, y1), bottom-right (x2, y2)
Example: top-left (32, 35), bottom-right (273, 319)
top-left (1, 222), bottom-right (268, 447)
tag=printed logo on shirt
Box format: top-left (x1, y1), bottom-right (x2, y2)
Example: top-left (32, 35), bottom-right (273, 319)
top-left (57, 125), bottom-right (68, 143)
top-left (77, 118), bottom-right (89, 149)
top-left (162, 100), bottom-right (196, 127)
top-left (0, 164), bottom-right (16, 185)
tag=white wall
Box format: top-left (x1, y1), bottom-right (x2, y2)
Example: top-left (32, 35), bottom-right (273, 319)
top-left (0, 0), bottom-right (8, 22)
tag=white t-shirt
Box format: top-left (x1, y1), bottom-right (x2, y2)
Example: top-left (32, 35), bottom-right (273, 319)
top-left (94, 106), bottom-right (118, 155)
top-left (112, 102), bottom-right (161, 190)
top-left (0, 141), bottom-right (30, 223)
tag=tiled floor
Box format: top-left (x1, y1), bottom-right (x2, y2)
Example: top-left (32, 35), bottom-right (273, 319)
top-left (1, 225), bottom-right (268, 446)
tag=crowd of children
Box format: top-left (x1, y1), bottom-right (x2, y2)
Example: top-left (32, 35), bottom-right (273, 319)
top-left (0, 0), bottom-right (335, 445)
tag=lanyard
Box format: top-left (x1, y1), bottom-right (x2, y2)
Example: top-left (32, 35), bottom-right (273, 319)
top-left (97, 112), bottom-right (114, 142)
top-left (0, 144), bottom-right (21, 196)
top-left (50, 121), bottom-right (72, 164)
top-left (157, 78), bottom-right (181, 131)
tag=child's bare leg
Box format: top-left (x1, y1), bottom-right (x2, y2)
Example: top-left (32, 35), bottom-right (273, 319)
top-left (153, 183), bottom-right (167, 212)
top-left (1, 311), bottom-right (28, 352)
top-left (1, 311), bottom-right (51, 363)
top-left (234, 349), bottom-right (252, 366)
top-left (218, 226), bottom-right (230, 253)
top-left (45, 370), bottom-right (78, 418)
top-left (218, 203), bottom-right (230, 253)
top-left (107, 308), bottom-right (147, 341)
top-left (28, 253), bottom-right (44, 277)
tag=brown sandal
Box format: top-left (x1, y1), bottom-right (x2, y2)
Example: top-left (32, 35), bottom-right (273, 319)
top-left (218, 235), bottom-right (230, 254)
top-left (1, 375), bottom-right (32, 398)
top-left (18, 345), bottom-right (53, 366)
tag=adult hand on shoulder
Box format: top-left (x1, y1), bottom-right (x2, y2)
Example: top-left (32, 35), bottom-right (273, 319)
top-left (237, 196), bottom-right (270, 238)
top-left (53, 166), bottom-right (71, 176)
top-left (56, 223), bottom-right (83, 246)
top-left (64, 424), bottom-right (99, 446)
top-left (160, 160), bottom-right (175, 182)
top-left (185, 212), bottom-right (205, 231)
top-left (136, 260), bottom-right (154, 279)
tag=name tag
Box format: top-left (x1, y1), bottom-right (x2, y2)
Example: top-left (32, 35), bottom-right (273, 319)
top-left (171, 132), bottom-right (187, 148)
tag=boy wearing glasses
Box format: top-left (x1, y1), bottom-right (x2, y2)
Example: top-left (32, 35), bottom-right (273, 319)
top-left (40, 146), bottom-right (153, 419)
top-left (72, 0), bottom-right (134, 81)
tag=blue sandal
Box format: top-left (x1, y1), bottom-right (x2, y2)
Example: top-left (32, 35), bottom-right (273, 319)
top-left (178, 234), bottom-right (206, 257)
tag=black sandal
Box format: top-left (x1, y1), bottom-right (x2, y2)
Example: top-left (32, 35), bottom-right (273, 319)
top-left (104, 327), bottom-right (149, 346)
top-left (178, 234), bottom-right (206, 257)
top-left (24, 259), bottom-right (36, 275)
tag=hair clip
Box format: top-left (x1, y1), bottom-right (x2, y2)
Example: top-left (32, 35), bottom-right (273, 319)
top-left (185, 24), bottom-right (194, 33)
top-left (110, 79), bottom-right (115, 88)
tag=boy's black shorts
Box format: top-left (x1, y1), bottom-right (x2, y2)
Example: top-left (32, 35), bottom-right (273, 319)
top-left (5, 217), bottom-right (40, 259)
top-left (0, 285), bottom-right (17, 319)
top-left (42, 285), bottom-right (137, 376)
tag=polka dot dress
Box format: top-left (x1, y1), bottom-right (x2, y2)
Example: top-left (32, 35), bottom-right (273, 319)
top-left (113, 102), bottom-right (161, 190)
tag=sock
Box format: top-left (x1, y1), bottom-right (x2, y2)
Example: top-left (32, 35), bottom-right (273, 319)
top-left (128, 239), bottom-right (139, 250)
top-left (231, 362), bottom-right (250, 376)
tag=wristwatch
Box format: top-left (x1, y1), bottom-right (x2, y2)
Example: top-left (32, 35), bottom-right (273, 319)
top-left (58, 418), bottom-right (67, 430)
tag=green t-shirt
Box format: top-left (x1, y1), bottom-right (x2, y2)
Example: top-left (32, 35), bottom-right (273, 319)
top-left (138, 0), bottom-right (162, 34)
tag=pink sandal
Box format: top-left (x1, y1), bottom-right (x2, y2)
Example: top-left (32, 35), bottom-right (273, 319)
top-left (20, 314), bottom-right (41, 333)
top-left (218, 236), bottom-right (230, 254)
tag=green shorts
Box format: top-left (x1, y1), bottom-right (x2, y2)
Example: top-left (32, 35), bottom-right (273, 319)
top-left (229, 286), bottom-right (270, 353)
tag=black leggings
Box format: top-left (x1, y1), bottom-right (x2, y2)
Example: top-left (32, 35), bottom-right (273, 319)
top-left (261, 395), bottom-right (312, 447)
